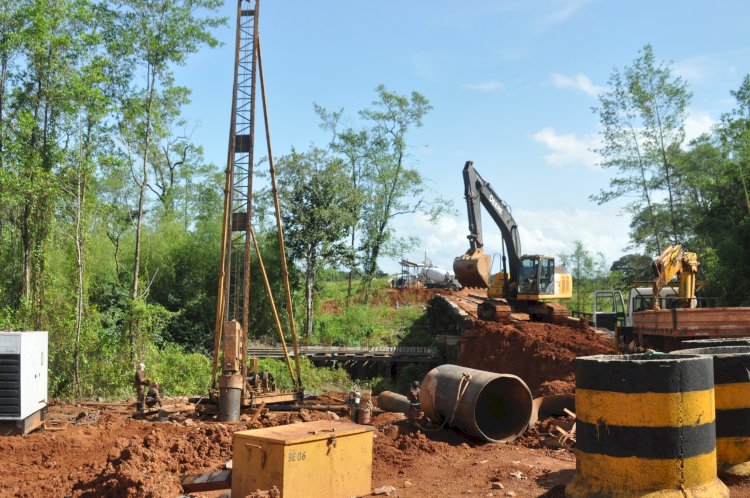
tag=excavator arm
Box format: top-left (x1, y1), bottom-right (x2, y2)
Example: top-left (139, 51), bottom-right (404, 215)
top-left (652, 244), bottom-right (699, 310)
top-left (453, 161), bottom-right (522, 288)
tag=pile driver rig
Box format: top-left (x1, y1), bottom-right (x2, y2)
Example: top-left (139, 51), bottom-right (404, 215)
top-left (195, 0), bottom-right (303, 421)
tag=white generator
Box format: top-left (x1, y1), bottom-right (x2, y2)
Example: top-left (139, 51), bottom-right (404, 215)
top-left (0, 331), bottom-right (48, 435)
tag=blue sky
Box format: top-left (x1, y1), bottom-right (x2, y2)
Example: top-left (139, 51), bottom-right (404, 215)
top-left (173, 0), bottom-right (750, 274)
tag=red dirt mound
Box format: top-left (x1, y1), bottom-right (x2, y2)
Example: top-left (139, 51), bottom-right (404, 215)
top-left (458, 320), bottom-right (612, 396)
top-left (75, 424), bottom-right (233, 497)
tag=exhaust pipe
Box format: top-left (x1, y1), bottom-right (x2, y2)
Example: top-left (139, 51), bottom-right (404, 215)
top-left (420, 364), bottom-right (532, 442)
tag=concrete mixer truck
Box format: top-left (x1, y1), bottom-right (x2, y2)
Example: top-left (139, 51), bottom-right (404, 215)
top-left (453, 161), bottom-right (573, 323)
top-left (418, 266), bottom-right (459, 289)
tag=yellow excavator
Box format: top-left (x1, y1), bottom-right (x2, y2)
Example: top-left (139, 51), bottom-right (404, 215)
top-left (453, 161), bottom-right (573, 322)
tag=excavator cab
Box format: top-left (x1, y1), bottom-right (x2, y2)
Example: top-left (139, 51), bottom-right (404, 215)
top-left (517, 256), bottom-right (555, 296)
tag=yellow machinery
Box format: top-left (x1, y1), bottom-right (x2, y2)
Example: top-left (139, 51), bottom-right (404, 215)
top-left (232, 420), bottom-right (374, 498)
top-left (453, 162), bottom-right (572, 322)
top-left (651, 244), bottom-right (699, 310)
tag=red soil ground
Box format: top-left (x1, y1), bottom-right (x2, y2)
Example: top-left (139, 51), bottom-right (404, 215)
top-left (2, 399), bottom-right (747, 498)
top-left (458, 319), bottom-right (613, 396)
top-left (2, 293), bottom-right (743, 497)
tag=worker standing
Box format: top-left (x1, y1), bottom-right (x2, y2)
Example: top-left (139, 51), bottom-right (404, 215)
top-left (134, 362), bottom-right (149, 412)
top-left (407, 380), bottom-right (423, 421)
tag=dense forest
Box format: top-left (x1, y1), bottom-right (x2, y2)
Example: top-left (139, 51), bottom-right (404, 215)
top-left (0, 0), bottom-right (446, 398)
top-left (1, 1), bottom-right (749, 400)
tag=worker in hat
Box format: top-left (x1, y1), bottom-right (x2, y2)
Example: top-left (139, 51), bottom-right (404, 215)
top-left (134, 362), bottom-right (149, 412)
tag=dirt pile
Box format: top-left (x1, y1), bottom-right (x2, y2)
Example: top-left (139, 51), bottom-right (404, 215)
top-left (75, 424), bottom-right (233, 497)
top-left (458, 320), bottom-right (612, 395)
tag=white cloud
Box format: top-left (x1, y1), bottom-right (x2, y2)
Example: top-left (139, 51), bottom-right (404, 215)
top-left (550, 73), bottom-right (603, 97)
top-left (540, 0), bottom-right (596, 29)
top-left (464, 81), bottom-right (506, 93)
top-left (673, 48), bottom-right (750, 85)
top-left (532, 127), bottom-right (600, 168)
top-left (382, 206), bottom-right (631, 274)
top-left (684, 110), bottom-right (715, 143)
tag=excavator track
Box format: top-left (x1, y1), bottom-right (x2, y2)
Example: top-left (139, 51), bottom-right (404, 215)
top-left (544, 302), bottom-right (569, 325)
top-left (477, 299), bottom-right (512, 323)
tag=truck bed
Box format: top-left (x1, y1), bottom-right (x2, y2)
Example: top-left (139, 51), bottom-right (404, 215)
top-left (632, 307), bottom-right (750, 338)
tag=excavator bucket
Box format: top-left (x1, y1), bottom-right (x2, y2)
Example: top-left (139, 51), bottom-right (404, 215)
top-left (453, 249), bottom-right (492, 288)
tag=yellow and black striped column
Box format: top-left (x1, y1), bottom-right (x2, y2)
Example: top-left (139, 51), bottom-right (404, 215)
top-left (566, 354), bottom-right (728, 498)
top-left (677, 345), bottom-right (750, 477)
top-left (673, 338), bottom-right (750, 351)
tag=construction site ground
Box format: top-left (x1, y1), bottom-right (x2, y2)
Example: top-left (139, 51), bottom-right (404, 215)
top-left (4, 288), bottom-right (748, 497)
top-left (3, 401), bottom-right (750, 498)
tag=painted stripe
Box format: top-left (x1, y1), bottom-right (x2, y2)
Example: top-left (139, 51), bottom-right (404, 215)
top-left (576, 421), bottom-right (716, 459)
top-left (573, 450), bottom-right (718, 491)
top-left (716, 408), bottom-right (750, 438)
top-left (714, 355), bottom-right (750, 384)
top-left (715, 382), bottom-right (750, 410)
top-left (717, 436), bottom-right (750, 465)
top-left (576, 388), bottom-right (714, 427)
top-left (576, 355), bottom-right (713, 393)
top-left (674, 347), bottom-right (750, 383)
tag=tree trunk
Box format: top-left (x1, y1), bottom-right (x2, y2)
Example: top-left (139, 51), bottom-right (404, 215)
top-left (346, 227), bottom-right (355, 305)
top-left (21, 203), bottom-right (31, 303)
top-left (73, 163), bottom-right (86, 397)
top-left (0, 54), bottom-right (6, 169)
top-left (304, 249), bottom-right (315, 340)
top-left (130, 67), bottom-right (157, 362)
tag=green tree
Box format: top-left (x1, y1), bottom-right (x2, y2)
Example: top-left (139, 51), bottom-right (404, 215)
top-left (609, 253), bottom-right (653, 289)
top-left (559, 240), bottom-right (607, 312)
top-left (317, 86), bottom-right (450, 303)
top-left (110, 0), bottom-right (223, 361)
top-left (593, 44), bottom-right (691, 254)
top-left (277, 147), bottom-right (361, 339)
top-left (314, 104), bottom-right (369, 304)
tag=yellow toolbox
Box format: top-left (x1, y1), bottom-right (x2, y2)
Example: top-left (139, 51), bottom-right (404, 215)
top-left (232, 419), bottom-right (374, 498)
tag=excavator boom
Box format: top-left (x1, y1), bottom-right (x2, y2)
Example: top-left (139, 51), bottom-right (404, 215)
top-left (453, 161), bottom-right (521, 289)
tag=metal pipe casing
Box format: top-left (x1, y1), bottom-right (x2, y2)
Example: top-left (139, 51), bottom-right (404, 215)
top-left (419, 364), bottom-right (532, 442)
top-left (377, 391), bottom-right (411, 413)
top-left (218, 374), bottom-right (243, 422)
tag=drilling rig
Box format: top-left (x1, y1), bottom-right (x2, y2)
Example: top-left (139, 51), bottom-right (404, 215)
top-left (195, 0), bottom-right (303, 421)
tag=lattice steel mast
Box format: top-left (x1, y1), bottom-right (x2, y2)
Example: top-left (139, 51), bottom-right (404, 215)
top-left (212, 0), bottom-right (260, 398)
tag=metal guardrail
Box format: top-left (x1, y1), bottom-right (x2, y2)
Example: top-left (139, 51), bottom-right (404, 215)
top-left (248, 345), bottom-right (440, 361)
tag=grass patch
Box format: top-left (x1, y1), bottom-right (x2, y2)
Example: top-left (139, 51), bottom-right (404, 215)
top-left (258, 356), bottom-right (355, 394)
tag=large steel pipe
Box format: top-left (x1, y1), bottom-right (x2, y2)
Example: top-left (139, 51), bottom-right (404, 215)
top-left (419, 364), bottom-right (532, 442)
top-left (377, 391), bottom-right (411, 413)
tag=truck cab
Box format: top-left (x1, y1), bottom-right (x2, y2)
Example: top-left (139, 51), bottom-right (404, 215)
top-left (591, 287), bottom-right (678, 332)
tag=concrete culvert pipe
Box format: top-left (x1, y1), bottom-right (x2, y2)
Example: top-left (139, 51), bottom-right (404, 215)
top-left (672, 337), bottom-right (750, 351)
top-left (566, 353), bottom-right (728, 498)
top-left (675, 345), bottom-right (750, 478)
top-left (419, 364), bottom-right (532, 442)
